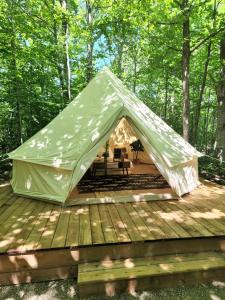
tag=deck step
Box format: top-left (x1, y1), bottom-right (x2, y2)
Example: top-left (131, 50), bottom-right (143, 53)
top-left (78, 251), bottom-right (225, 297)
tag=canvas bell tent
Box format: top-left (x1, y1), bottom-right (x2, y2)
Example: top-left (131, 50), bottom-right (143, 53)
top-left (8, 68), bottom-right (202, 203)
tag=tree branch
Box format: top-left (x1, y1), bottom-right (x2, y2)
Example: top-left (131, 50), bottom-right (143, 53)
top-left (154, 21), bottom-right (180, 25)
top-left (15, 2), bottom-right (55, 36)
top-left (191, 26), bottom-right (225, 53)
top-left (167, 45), bottom-right (182, 52)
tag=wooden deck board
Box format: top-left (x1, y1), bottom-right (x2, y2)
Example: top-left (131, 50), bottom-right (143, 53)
top-left (149, 202), bottom-right (180, 239)
top-left (51, 208), bottom-right (71, 248)
top-left (0, 180), bottom-right (225, 253)
top-left (79, 206), bottom-right (92, 246)
top-left (0, 199), bottom-right (34, 253)
top-left (78, 251), bottom-right (225, 283)
top-left (163, 201), bottom-right (209, 237)
top-left (125, 203), bottom-right (155, 240)
top-left (98, 204), bottom-right (118, 243)
top-left (5, 201), bottom-right (46, 252)
top-left (187, 200), bottom-right (225, 235)
top-left (0, 187), bottom-right (12, 208)
top-left (24, 204), bottom-right (54, 250)
top-left (170, 201), bottom-right (214, 237)
top-left (135, 202), bottom-right (169, 239)
top-left (38, 206), bottom-right (62, 249)
top-left (107, 204), bottom-right (131, 243)
top-left (115, 203), bottom-right (143, 242)
top-left (89, 205), bottom-right (105, 244)
top-left (66, 206), bottom-right (81, 247)
top-left (155, 201), bottom-right (193, 238)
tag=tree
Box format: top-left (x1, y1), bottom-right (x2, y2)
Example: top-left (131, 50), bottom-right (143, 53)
top-left (216, 32), bottom-right (225, 161)
top-left (181, 0), bottom-right (191, 142)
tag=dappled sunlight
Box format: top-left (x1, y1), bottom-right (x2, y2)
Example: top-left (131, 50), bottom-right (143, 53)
top-left (159, 263), bottom-right (174, 271)
top-left (124, 258), bottom-right (135, 269)
top-left (156, 211), bottom-right (184, 222)
top-left (117, 221), bottom-right (127, 229)
top-left (8, 68), bottom-right (203, 202)
top-left (101, 259), bottom-right (113, 268)
top-left (190, 210), bottom-right (225, 220)
top-left (212, 281), bottom-right (225, 288)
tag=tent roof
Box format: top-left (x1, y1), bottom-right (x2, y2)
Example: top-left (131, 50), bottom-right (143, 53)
top-left (8, 67), bottom-right (202, 170)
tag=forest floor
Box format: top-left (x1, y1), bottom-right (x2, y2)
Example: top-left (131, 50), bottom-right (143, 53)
top-left (1, 279), bottom-right (225, 300)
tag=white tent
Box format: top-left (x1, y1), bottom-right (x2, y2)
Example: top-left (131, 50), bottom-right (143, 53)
top-left (8, 68), bottom-right (202, 203)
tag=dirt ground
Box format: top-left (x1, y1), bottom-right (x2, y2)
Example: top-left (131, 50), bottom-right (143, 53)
top-left (1, 279), bottom-right (225, 300)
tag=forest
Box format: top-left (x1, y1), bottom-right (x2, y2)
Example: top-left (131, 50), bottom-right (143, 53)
top-left (0, 0), bottom-right (225, 180)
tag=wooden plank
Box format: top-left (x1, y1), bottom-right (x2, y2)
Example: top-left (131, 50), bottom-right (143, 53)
top-left (0, 187), bottom-right (12, 207)
top-left (79, 206), bottom-right (92, 246)
top-left (89, 205), bottom-right (105, 244)
top-left (155, 201), bottom-right (192, 238)
top-left (39, 206), bottom-right (62, 249)
top-left (4, 201), bottom-right (46, 252)
top-left (115, 203), bottom-right (143, 242)
top-left (78, 252), bottom-right (225, 284)
top-left (79, 268), bottom-right (225, 297)
top-left (69, 193), bottom-right (178, 206)
top-left (106, 204), bottom-right (130, 243)
top-left (0, 266), bottom-right (75, 286)
top-left (179, 196), bottom-right (225, 236)
top-left (0, 199), bottom-right (34, 253)
top-left (78, 236), bottom-right (225, 263)
top-left (148, 202), bottom-right (180, 239)
top-left (0, 197), bottom-right (29, 225)
top-left (187, 201), bottom-right (225, 235)
top-left (125, 203), bottom-right (155, 240)
top-left (134, 202), bottom-right (167, 239)
top-left (51, 208), bottom-right (71, 248)
top-left (6, 194), bottom-right (17, 206)
top-left (66, 206), bottom-right (81, 247)
top-left (98, 204), bottom-right (118, 243)
top-left (24, 204), bottom-right (54, 250)
top-left (0, 248), bottom-right (79, 273)
top-left (0, 204), bottom-right (10, 215)
top-left (171, 201), bottom-right (214, 237)
top-left (0, 185), bottom-right (11, 195)
top-left (79, 251), bottom-right (223, 273)
top-left (162, 201), bottom-right (209, 238)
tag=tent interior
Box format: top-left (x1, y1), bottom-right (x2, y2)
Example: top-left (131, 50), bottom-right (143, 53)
top-left (68, 117), bottom-right (175, 205)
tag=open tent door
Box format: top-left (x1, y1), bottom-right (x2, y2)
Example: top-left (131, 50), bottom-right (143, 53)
top-left (67, 117), bottom-right (178, 206)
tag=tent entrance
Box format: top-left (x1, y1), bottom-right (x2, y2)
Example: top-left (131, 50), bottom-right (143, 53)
top-left (67, 118), bottom-right (178, 206)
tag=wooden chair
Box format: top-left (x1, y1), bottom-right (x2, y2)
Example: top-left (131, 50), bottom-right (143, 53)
top-left (113, 148), bottom-right (122, 161)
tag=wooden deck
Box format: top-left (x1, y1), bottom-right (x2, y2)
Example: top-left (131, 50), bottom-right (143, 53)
top-left (1, 179), bottom-right (225, 289)
top-left (0, 180), bottom-right (225, 252)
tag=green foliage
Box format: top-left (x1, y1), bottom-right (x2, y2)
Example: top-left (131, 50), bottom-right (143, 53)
top-left (0, 0), bottom-right (224, 180)
top-left (199, 156), bottom-right (225, 185)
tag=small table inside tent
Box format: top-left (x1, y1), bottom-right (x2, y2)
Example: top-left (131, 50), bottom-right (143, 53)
top-left (92, 158), bottom-right (131, 176)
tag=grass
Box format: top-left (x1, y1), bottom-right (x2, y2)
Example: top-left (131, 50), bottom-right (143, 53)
top-left (1, 279), bottom-right (225, 300)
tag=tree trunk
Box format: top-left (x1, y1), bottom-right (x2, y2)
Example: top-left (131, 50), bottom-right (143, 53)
top-left (193, 0), bottom-right (217, 145)
top-left (164, 70), bottom-right (169, 120)
top-left (60, 0), bottom-right (71, 102)
top-left (133, 53), bottom-right (137, 93)
top-left (182, 0), bottom-right (190, 142)
top-left (216, 33), bottom-right (225, 161)
top-left (117, 41), bottom-right (124, 79)
top-left (193, 42), bottom-right (212, 145)
top-left (204, 100), bottom-right (210, 153)
top-left (52, 0), bottom-right (65, 107)
top-left (85, 0), bottom-right (94, 82)
top-left (8, 1), bottom-right (22, 147)
top-left (52, 0), bottom-right (71, 107)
